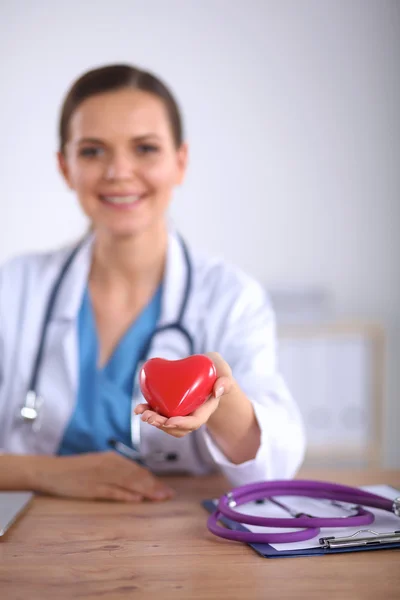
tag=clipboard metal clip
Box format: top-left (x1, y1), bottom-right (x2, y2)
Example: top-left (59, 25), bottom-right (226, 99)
top-left (393, 497), bottom-right (400, 516)
top-left (319, 529), bottom-right (400, 549)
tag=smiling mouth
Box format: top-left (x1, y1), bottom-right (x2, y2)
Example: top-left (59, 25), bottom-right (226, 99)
top-left (99, 194), bottom-right (144, 207)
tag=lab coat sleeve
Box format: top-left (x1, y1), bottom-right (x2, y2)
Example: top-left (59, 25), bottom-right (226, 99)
top-left (0, 264), bottom-right (5, 392)
top-left (0, 257), bottom-right (24, 395)
top-left (199, 275), bottom-right (306, 486)
top-left (0, 260), bottom-right (12, 451)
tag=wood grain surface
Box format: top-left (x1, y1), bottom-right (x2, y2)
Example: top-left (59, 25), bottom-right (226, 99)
top-left (1, 469), bottom-right (399, 600)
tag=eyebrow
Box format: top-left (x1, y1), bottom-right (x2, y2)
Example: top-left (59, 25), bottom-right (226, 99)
top-left (76, 134), bottom-right (162, 145)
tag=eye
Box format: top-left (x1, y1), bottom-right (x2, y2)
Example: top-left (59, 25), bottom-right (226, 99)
top-left (79, 147), bottom-right (104, 158)
top-left (136, 144), bottom-right (159, 155)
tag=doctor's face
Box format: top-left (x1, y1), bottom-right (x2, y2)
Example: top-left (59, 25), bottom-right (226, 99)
top-left (58, 89), bottom-right (187, 238)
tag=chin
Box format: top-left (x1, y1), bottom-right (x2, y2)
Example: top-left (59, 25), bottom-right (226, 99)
top-left (97, 217), bottom-right (163, 240)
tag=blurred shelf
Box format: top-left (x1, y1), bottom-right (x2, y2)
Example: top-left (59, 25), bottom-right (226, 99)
top-left (276, 320), bottom-right (386, 468)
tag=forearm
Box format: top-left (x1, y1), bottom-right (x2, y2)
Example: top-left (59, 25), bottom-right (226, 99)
top-left (206, 382), bottom-right (261, 464)
top-left (0, 454), bottom-right (52, 491)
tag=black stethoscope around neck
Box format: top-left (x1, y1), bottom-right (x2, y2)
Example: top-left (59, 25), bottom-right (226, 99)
top-left (19, 234), bottom-right (195, 431)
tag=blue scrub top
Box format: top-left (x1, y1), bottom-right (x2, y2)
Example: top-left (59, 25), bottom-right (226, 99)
top-left (57, 286), bottom-right (162, 455)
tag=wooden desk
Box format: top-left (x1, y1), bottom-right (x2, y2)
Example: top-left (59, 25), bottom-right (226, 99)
top-left (1, 469), bottom-right (399, 600)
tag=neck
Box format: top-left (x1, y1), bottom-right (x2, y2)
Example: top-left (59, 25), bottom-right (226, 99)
top-left (90, 223), bottom-right (168, 290)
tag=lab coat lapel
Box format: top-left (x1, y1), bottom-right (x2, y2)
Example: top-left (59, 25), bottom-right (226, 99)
top-left (4, 235), bottom-right (94, 454)
top-left (147, 231), bottom-right (193, 360)
top-left (51, 234), bottom-right (94, 393)
top-left (35, 236), bottom-right (94, 453)
top-left (158, 232), bottom-right (190, 327)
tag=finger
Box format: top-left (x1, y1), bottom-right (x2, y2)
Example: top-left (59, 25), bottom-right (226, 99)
top-left (134, 403), bottom-right (150, 415)
top-left (115, 460), bottom-right (175, 501)
top-left (140, 410), bottom-right (168, 427)
top-left (95, 485), bottom-right (144, 503)
top-left (147, 413), bottom-right (168, 427)
top-left (135, 479), bottom-right (175, 501)
top-left (140, 409), bottom-right (158, 422)
top-left (97, 453), bottom-right (174, 503)
top-left (212, 376), bottom-right (233, 398)
top-left (157, 427), bottom-right (188, 438)
top-left (205, 352), bottom-right (232, 377)
top-left (163, 396), bottom-right (220, 430)
top-left (162, 416), bottom-right (197, 431)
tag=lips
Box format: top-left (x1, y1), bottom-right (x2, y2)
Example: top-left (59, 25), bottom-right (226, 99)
top-left (99, 193), bottom-right (145, 208)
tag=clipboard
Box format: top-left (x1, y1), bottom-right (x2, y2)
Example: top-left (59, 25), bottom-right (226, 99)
top-left (202, 484), bottom-right (400, 558)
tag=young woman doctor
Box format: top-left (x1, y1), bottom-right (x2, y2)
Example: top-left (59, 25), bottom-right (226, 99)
top-left (0, 64), bottom-right (305, 502)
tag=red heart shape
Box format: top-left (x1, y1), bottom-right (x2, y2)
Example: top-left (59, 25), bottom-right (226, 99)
top-left (139, 355), bottom-right (217, 418)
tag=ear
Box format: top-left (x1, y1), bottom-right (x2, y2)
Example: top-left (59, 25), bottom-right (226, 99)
top-left (57, 151), bottom-right (74, 190)
top-left (175, 142), bottom-right (188, 186)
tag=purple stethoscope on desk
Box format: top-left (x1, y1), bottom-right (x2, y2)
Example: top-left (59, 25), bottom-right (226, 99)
top-left (207, 480), bottom-right (400, 545)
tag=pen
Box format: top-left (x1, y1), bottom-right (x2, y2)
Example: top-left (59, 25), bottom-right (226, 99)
top-left (108, 439), bottom-right (178, 464)
top-left (108, 439), bottom-right (143, 464)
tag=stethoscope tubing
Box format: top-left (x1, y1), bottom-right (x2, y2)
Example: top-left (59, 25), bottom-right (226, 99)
top-left (21, 233), bottom-right (197, 463)
top-left (26, 233), bottom-right (194, 402)
top-left (27, 241), bottom-right (84, 393)
top-left (207, 479), bottom-right (396, 544)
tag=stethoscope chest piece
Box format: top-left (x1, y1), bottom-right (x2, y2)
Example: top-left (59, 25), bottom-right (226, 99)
top-left (20, 391), bottom-right (44, 432)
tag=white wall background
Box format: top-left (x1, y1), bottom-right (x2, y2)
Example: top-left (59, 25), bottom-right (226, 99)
top-left (1, 0), bottom-right (399, 465)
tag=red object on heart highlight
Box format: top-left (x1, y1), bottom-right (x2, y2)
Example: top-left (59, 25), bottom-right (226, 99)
top-left (139, 355), bottom-right (217, 418)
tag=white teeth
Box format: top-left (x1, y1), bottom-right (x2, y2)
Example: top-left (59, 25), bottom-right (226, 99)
top-left (102, 195), bottom-right (140, 204)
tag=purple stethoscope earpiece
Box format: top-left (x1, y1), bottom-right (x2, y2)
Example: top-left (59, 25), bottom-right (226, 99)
top-left (207, 479), bottom-right (400, 544)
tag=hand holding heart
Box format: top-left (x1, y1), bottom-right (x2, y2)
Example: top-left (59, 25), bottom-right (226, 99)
top-left (135, 352), bottom-right (234, 438)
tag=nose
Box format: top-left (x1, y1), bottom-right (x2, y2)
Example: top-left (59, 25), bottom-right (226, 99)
top-left (104, 150), bottom-right (135, 181)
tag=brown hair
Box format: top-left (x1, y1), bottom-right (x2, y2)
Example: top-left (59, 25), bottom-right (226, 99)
top-left (58, 64), bottom-right (184, 153)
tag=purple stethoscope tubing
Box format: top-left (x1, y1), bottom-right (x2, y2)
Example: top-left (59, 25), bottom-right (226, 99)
top-left (207, 479), bottom-right (398, 544)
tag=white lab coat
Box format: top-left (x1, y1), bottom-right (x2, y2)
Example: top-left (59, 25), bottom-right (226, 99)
top-left (0, 232), bottom-right (305, 486)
